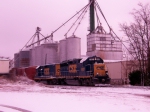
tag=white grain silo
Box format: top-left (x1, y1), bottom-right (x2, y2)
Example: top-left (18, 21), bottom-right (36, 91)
top-left (40, 42), bottom-right (59, 65)
top-left (35, 45), bottom-right (42, 66)
top-left (59, 39), bottom-right (67, 62)
top-left (30, 46), bottom-right (42, 66)
top-left (66, 35), bottom-right (81, 60)
top-left (30, 47), bottom-right (36, 66)
top-left (29, 42), bottom-right (59, 66)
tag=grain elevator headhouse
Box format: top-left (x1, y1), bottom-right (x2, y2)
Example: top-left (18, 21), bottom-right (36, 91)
top-left (87, 0), bottom-right (123, 60)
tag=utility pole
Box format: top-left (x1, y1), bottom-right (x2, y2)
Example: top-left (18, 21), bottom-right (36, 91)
top-left (89, 0), bottom-right (95, 33)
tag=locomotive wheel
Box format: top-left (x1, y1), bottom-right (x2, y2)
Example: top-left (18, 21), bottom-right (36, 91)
top-left (86, 79), bottom-right (91, 86)
top-left (58, 79), bottom-right (62, 85)
top-left (89, 78), bottom-right (94, 86)
top-left (35, 80), bottom-right (40, 83)
top-left (78, 79), bottom-right (83, 86)
top-left (62, 79), bottom-right (67, 85)
top-left (53, 79), bottom-right (58, 85)
top-left (47, 80), bottom-right (52, 85)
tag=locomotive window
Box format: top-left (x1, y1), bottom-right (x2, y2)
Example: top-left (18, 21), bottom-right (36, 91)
top-left (85, 65), bottom-right (91, 71)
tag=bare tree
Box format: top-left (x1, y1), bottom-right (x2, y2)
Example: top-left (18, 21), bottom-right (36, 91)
top-left (120, 3), bottom-right (150, 85)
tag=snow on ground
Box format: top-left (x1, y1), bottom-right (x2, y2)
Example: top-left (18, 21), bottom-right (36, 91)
top-left (0, 76), bottom-right (150, 112)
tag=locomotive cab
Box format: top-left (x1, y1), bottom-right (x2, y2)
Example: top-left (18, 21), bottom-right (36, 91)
top-left (83, 56), bottom-right (110, 84)
top-left (93, 63), bottom-right (110, 83)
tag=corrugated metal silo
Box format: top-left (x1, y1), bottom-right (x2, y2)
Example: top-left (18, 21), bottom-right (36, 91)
top-left (19, 50), bottom-right (30, 67)
top-left (30, 47), bottom-right (36, 66)
top-left (30, 46), bottom-right (42, 66)
top-left (66, 35), bottom-right (81, 60)
top-left (35, 46), bottom-right (42, 66)
top-left (59, 39), bottom-right (67, 62)
top-left (40, 42), bottom-right (59, 65)
top-left (14, 53), bottom-right (19, 68)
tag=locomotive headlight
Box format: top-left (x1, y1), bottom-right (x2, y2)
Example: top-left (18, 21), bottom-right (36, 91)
top-left (105, 71), bottom-right (108, 75)
top-left (102, 79), bottom-right (105, 82)
top-left (96, 73), bottom-right (99, 76)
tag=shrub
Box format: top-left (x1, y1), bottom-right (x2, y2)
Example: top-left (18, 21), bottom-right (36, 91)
top-left (128, 70), bottom-right (141, 85)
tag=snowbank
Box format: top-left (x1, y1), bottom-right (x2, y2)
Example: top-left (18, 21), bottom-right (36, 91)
top-left (0, 76), bottom-right (150, 112)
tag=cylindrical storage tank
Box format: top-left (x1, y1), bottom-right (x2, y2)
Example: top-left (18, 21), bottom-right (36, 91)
top-left (14, 53), bottom-right (19, 68)
top-left (29, 48), bottom-right (34, 66)
top-left (41, 43), bottom-right (59, 65)
top-left (35, 45), bottom-right (42, 66)
top-left (57, 43), bottom-right (60, 63)
top-left (19, 50), bottom-right (30, 67)
top-left (59, 39), bottom-right (67, 62)
top-left (66, 35), bottom-right (81, 60)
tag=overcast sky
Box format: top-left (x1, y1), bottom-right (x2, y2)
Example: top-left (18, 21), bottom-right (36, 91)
top-left (0, 0), bottom-right (149, 58)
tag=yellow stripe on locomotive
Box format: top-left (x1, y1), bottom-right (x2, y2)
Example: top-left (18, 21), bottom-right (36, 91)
top-left (44, 68), bottom-right (50, 75)
top-left (94, 63), bottom-right (106, 76)
top-left (55, 64), bottom-right (60, 76)
top-left (69, 64), bottom-right (77, 73)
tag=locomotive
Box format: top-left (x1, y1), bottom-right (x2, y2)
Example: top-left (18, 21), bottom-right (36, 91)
top-left (34, 56), bottom-right (110, 86)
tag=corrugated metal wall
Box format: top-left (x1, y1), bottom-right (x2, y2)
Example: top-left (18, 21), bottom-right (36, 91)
top-left (86, 33), bottom-right (123, 60)
top-left (19, 50), bottom-right (30, 67)
top-left (14, 53), bottom-right (19, 68)
top-left (29, 42), bottom-right (59, 66)
top-left (41, 43), bottom-right (59, 65)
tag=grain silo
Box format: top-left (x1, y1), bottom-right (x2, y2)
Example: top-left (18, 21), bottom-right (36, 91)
top-left (29, 42), bottom-right (59, 66)
top-left (40, 42), bottom-right (59, 65)
top-left (59, 39), bottom-right (67, 62)
top-left (30, 47), bottom-right (37, 66)
top-left (35, 45), bottom-right (42, 66)
top-left (19, 50), bottom-right (30, 67)
top-left (30, 45), bottom-right (42, 66)
top-left (14, 53), bottom-right (19, 68)
top-left (66, 35), bottom-right (81, 60)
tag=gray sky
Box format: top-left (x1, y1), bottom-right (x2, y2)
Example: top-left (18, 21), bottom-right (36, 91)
top-left (0, 0), bottom-right (149, 58)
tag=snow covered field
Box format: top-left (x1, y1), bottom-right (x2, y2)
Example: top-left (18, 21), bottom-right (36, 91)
top-left (0, 77), bottom-right (150, 112)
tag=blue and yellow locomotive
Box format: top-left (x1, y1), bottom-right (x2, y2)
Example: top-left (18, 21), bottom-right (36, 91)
top-left (34, 56), bottom-right (110, 86)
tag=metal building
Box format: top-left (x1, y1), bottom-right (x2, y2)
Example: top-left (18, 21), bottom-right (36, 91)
top-left (0, 59), bottom-right (9, 74)
top-left (86, 33), bottom-right (123, 60)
